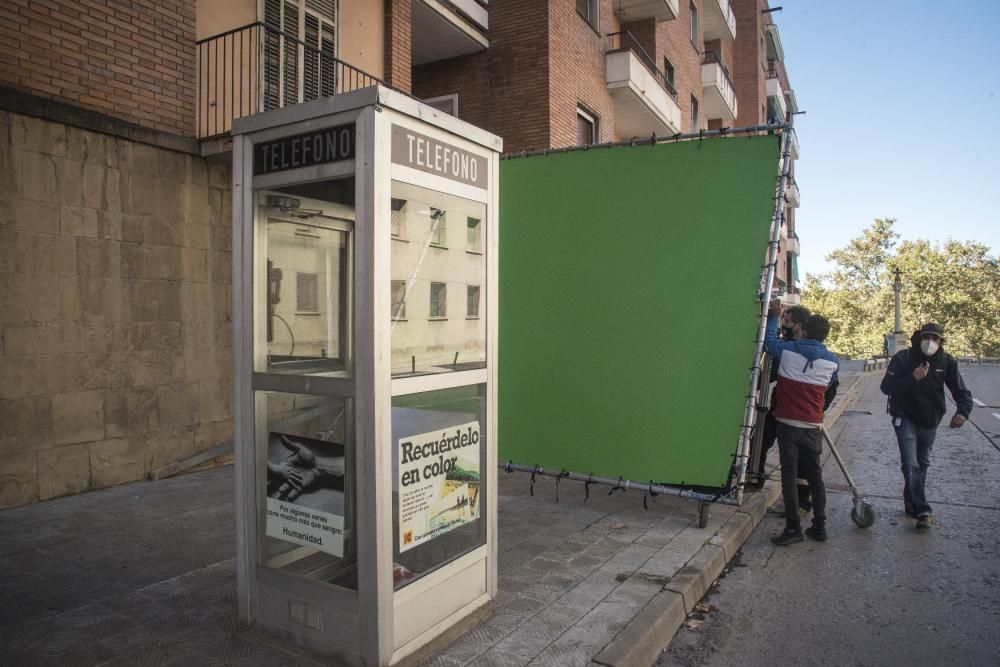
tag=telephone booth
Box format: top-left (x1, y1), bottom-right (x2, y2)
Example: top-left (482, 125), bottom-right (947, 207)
top-left (231, 86), bottom-right (501, 665)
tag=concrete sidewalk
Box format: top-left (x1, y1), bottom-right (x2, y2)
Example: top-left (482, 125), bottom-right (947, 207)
top-left (0, 370), bottom-right (866, 667)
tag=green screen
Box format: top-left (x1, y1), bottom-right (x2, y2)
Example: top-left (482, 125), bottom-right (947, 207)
top-left (499, 135), bottom-right (780, 489)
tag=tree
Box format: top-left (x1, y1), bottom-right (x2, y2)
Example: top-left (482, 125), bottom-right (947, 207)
top-left (801, 219), bottom-right (1000, 358)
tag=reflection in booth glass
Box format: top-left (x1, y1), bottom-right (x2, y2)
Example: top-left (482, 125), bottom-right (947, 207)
top-left (390, 181), bottom-right (486, 377)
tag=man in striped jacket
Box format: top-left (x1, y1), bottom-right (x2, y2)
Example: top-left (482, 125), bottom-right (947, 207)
top-left (764, 300), bottom-right (840, 545)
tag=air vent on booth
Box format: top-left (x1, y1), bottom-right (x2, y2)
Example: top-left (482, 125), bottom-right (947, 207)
top-left (289, 600), bottom-right (324, 631)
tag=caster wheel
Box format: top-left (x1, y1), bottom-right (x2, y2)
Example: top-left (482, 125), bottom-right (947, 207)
top-left (851, 503), bottom-right (875, 528)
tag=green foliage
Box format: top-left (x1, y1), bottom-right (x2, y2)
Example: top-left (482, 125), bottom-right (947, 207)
top-left (802, 219), bottom-right (1000, 358)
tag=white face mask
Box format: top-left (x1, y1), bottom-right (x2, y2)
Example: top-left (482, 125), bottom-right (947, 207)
top-left (920, 339), bottom-right (940, 356)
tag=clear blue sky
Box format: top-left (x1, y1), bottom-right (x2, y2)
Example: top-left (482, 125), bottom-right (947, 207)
top-left (777, 1), bottom-right (1000, 279)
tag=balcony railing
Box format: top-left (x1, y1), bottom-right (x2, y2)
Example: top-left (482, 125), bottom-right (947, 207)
top-left (703, 51), bottom-right (733, 85)
top-left (196, 22), bottom-right (389, 139)
top-left (785, 176), bottom-right (800, 207)
top-left (703, 0), bottom-right (736, 41)
top-left (612, 0), bottom-right (680, 22)
top-left (701, 51), bottom-right (737, 120)
top-left (607, 31), bottom-right (678, 99)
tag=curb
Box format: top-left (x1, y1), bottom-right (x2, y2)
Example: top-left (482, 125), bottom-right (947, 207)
top-left (823, 371), bottom-right (868, 430)
top-left (590, 482), bottom-right (782, 667)
top-left (590, 372), bottom-right (874, 667)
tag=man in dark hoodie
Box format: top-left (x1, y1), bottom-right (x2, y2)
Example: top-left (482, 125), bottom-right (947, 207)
top-left (880, 323), bottom-right (973, 530)
top-left (764, 301), bottom-right (840, 545)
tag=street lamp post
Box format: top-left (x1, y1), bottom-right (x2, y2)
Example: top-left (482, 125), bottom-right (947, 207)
top-left (888, 268), bottom-right (908, 356)
top-left (893, 268), bottom-right (902, 334)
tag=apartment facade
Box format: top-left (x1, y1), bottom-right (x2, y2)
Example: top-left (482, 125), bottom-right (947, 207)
top-left (0, 0), bottom-right (799, 508)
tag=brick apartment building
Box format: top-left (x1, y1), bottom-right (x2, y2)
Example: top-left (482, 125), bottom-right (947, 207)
top-left (0, 0), bottom-right (800, 508)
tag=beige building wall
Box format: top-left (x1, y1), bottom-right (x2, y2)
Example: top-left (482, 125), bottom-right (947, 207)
top-left (0, 111), bottom-right (234, 509)
top-left (341, 0), bottom-right (387, 80)
top-left (197, 0), bottom-right (257, 40)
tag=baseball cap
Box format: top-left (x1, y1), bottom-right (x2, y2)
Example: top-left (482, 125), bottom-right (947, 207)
top-left (918, 323), bottom-right (945, 340)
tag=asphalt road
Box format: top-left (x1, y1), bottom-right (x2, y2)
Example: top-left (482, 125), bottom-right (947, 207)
top-left (657, 366), bottom-right (1000, 667)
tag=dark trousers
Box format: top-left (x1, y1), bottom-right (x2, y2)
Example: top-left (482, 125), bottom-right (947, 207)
top-left (776, 422), bottom-right (826, 530)
top-left (758, 413), bottom-right (812, 507)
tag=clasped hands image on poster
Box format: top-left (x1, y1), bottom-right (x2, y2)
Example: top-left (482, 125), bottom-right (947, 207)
top-left (265, 432), bottom-right (347, 557)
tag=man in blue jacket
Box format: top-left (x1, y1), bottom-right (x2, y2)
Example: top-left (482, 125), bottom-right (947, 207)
top-left (764, 300), bottom-right (840, 545)
top-left (880, 323), bottom-right (972, 530)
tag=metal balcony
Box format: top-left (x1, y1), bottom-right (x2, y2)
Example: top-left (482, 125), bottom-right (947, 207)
top-left (764, 22), bottom-right (784, 62)
top-left (412, 0), bottom-right (488, 66)
top-left (701, 51), bottom-right (737, 120)
top-left (765, 65), bottom-right (787, 123)
top-left (786, 233), bottom-right (799, 255)
top-left (788, 127), bottom-right (799, 160)
top-left (784, 87), bottom-right (799, 115)
top-left (703, 0), bottom-right (736, 40)
top-left (605, 32), bottom-right (682, 137)
top-left (785, 178), bottom-right (800, 208)
top-left (612, 0), bottom-right (680, 22)
top-left (196, 22), bottom-right (389, 140)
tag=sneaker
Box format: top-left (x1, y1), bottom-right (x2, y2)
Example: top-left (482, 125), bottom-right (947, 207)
top-left (805, 525), bottom-right (828, 541)
top-left (916, 514), bottom-right (934, 531)
top-left (771, 528), bottom-right (804, 546)
top-left (904, 503), bottom-right (916, 518)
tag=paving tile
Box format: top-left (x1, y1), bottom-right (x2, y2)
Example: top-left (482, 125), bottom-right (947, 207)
top-left (463, 647), bottom-right (529, 667)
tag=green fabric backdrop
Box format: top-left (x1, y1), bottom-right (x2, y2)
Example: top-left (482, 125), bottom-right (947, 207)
top-left (498, 135), bottom-right (780, 489)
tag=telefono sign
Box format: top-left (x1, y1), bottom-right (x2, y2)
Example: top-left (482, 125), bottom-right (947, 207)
top-left (254, 124), bottom-right (355, 175)
top-left (391, 125), bottom-right (487, 189)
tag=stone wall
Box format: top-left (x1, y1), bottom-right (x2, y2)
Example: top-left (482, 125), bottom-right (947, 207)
top-left (0, 110), bottom-right (232, 509)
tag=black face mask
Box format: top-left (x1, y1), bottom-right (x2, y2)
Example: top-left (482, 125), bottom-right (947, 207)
top-left (781, 326), bottom-right (796, 340)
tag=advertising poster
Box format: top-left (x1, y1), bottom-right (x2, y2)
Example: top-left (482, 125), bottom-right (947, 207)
top-left (397, 420), bottom-right (481, 552)
top-left (264, 432), bottom-right (346, 557)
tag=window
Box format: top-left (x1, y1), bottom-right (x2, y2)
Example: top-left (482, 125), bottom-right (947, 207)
top-left (467, 217), bottom-right (482, 252)
top-left (391, 280), bottom-right (406, 320)
top-left (430, 282), bottom-right (447, 318)
top-left (296, 272), bottom-right (318, 312)
top-left (576, 107), bottom-right (597, 146)
top-left (264, 0), bottom-right (337, 109)
top-left (429, 209), bottom-right (447, 247)
top-left (664, 56), bottom-right (675, 88)
top-left (577, 0), bottom-right (598, 31)
top-left (423, 94), bottom-right (458, 117)
top-left (690, 2), bottom-right (698, 46)
top-left (391, 198), bottom-right (406, 237)
top-left (467, 285), bottom-right (480, 318)
top-left (690, 95), bottom-right (699, 131)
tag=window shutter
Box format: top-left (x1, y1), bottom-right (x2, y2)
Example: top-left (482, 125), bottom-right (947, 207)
top-left (282, 0), bottom-right (300, 106)
top-left (264, 0), bottom-right (282, 110)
